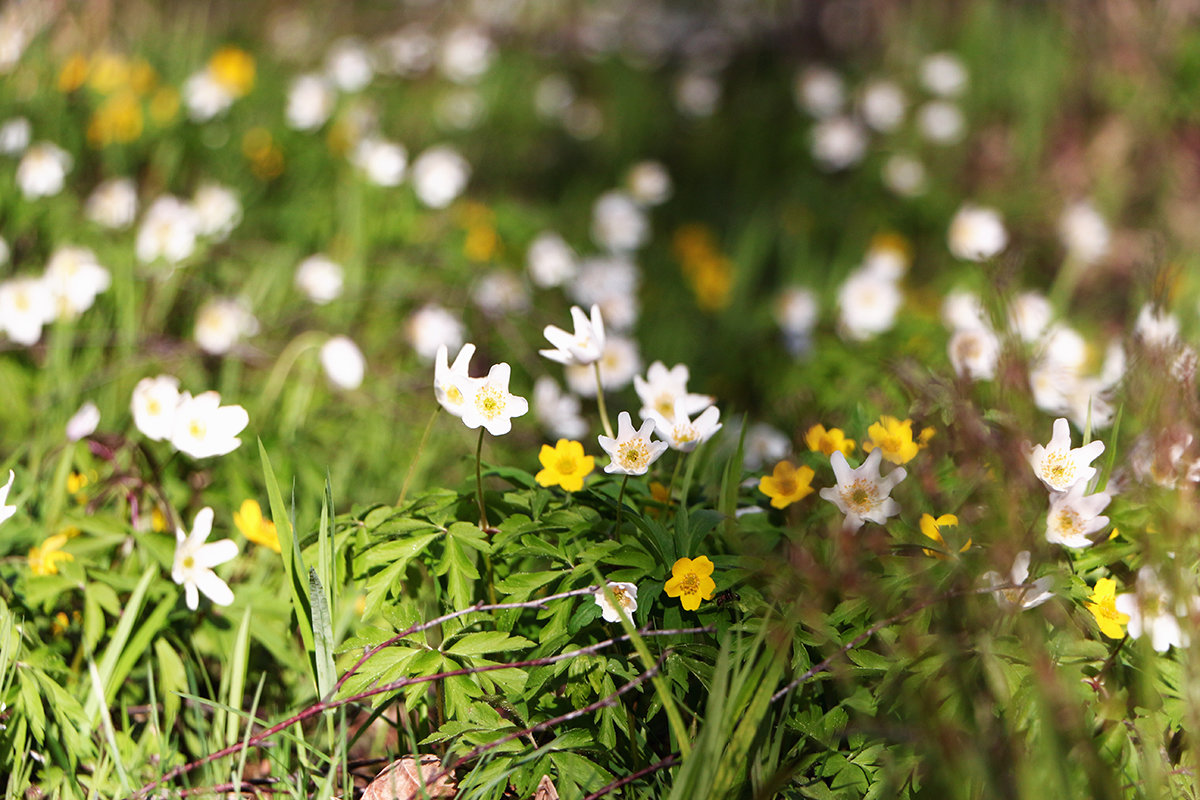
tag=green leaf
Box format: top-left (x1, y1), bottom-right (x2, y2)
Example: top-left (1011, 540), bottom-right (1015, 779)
top-left (258, 440), bottom-right (314, 661)
top-left (309, 568), bottom-right (337, 701)
top-left (445, 631), bottom-right (534, 657)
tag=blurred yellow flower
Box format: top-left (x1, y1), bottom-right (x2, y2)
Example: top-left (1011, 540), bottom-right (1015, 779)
top-left (1086, 578), bottom-right (1129, 639)
top-left (535, 439), bottom-right (595, 492)
top-left (88, 51), bottom-right (132, 94)
top-left (758, 460), bottom-right (815, 509)
top-left (29, 533), bottom-right (74, 576)
top-left (87, 92), bottom-right (144, 147)
top-left (919, 513), bottom-right (969, 559)
top-left (863, 416), bottom-right (925, 465)
top-left (665, 555), bottom-right (716, 611)
top-left (234, 499), bottom-right (280, 553)
top-left (128, 58), bottom-right (158, 95)
top-left (67, 470), bottom-right (89, 496)
top-left (805, 424), bottom-right (855, 457)
top-left (149, 86), bottom-right (180, 125)
top-left (151, 506), bottom-right (168, 533)
top-left (209, 46), bottom-right (255, 97)
top-left (58, 53), bottom-right (89, 92)
top-left (243, 127), bottom-right (284, 180)
top-left (673, 224), bottom-right (733, 310)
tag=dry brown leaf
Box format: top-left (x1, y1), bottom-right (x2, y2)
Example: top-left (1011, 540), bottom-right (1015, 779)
top-left (532, 774), bottom-right (559, 800)
top-left (361, 755), bottom-right (457, 800)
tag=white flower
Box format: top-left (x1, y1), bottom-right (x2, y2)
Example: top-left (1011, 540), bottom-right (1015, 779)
top-left (1007, 291), bottom-right (1053, 343)
top-left (569, 256), bottom-right (640, 330)
top-left (648, 401), bottom-right (722, 452)
top-left (563, 101), bottom-right (604, 140)
top-left (795, 66), bottom-right (844, 118)
top-left (137, 196), bottom-right (200, 265)
top-left (859, 80), bottom-right (906, 133)
top-left (916, 101), bottom-right (965, 145)
top-left (819, 449), bottom-right (907, 532)
top-left (325, 37), bottom-right (373, 92)
top-left (407, 304), bottom-right (463, 363)
top-left (882, 153), bottom-right (927, 197)
top-left (594, 582), bottom-right (638, 623)
top-left (0, 236), bottom-right (8, 266)
top-left (1028, 417), bottom-right (1105, 493)
top-left (1044, 481), bottom-right (1111, 548)
top-left (598, 411), bottom-right (668, 476)
top-left (436, 88), bottom-right (484, 131)
top-left (434, 342), bottom-right (482, 419)
top-left (836, 268), bottom-right (902, 341)
top-left (16, 142), bottom-right (72, 199)
top-left (411, 146), bottom-right (470, 208)
top-left (920, 52), bottom-right (969, 97)
top-left (44, 246), bottom-right (111, 319)
top-left (295, 255), bottom-right (344, 304)
top-left (472, 272), bottom-right (528, 317)
top-left (1059, 201), bottom-right (1109, 266)
top-left (132, 375), bottom-right (181, 441)
top-left (948, 205), bottom-right (1007, 261)
top-left (742, 422), bottom-right (790, 470)
top-left (811, 116), bottom-right (867, 171)
top-left (66, 401), bottom-right (101, 441)
top-left (0, 470), bottom-right (17, 526)
top-left (527, 232), bottom-right (577, 288)
top-left (1134, 302), bottom-right (1179, 349)
top-left (192, 183), bottom-right (242, 241)
top-left (1116, 568), bottom-right (1192, 652)
top-left (565, 335), bottom-right (641, 397)
top-left (983, 551), bottom-right (1054, 611)
top-left (86, 178), bottom-right (138, 229)
top-left (194, 297), bottom-right (259, 355)
top-left (352, 137), bottom-right (407, 187)
top-left (172, 507), bottom-right (238, 610)
top-left (376, 25), bottom-right (436, 77)
top-left (170, 391), bottom-right (250, 458)
top-left (439, 27), bottom-right (495, 84)
top-left (675, 71), bottom-right (720, 118)
top-left (534, 73), bottom-right (575, 121)
top-left (626, 161), bottom-right (672, 207)
top-left (183, 70), bottom-right (235, 122)
top-left (320, 336), bottom-right (365, 390)
top-left (633, 361), bottom-right (713, 422)
top-left (0, 276), bottom-right (55, 345)
top-left (286, 73), bottom-right (336, 131)
top-left (862, 239), bottom-right (911, 281)
top-left (457, 362), bottom-right (528, 436)
top-left (541, 304), bottom-right (606, 366)
top-left (533, 376), bottom-right (587, 440)
top-left (941, 289), bottom-right (988, 332)
top-left (775, 287), bottom-right (819, 337)
top-left (591, 191), bottom-right (648, 253)
top-left (948, 326), bottom-right (1000, 381)
top-left (0, 116), bottom-right (30, 154)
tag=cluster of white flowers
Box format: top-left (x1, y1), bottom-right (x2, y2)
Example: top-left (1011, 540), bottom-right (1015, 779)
top-left (1028, 417), bottom-right (1110, 549)
top-left (434, 342), bottom-right (528, 437)
top-left (131, 375), bottom-right (250, 459)
top-left (135, 183), bottom-right (241, 266)
top-left (0, 245), bottom-right (111, 345)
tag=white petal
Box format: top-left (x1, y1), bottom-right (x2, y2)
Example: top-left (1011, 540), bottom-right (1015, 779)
top-left (195, 538), bottom-right (238, 568)
top-left (1010, 551), bottom-right (1031, 584)
top-left (189, 507), bottom-right (214, 546)
top-left (830, 451), bottom-right (853, 485)
top-left (184, 582), bottom-right (199, 610)
top-left (195, 569), bottom-right (234, 606)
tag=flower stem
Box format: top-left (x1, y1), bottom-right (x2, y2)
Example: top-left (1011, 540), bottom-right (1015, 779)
top-left (593, 361), bottom-right (614, 439)
top-left (475, 427), bottom-right (489, 530)
top-left (613, 474), bottom-right (629, 539)
top-left (666, 452), bottom-right (683, 505)
top-left (397, 406), bottom-right (441, 506)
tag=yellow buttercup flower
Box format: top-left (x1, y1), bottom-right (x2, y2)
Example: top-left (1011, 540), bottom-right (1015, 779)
top-left (58, 53), bottom-right (89, 93)
top-left (535, 440), bottom-right (595, 493)
top-left (919, 513), bottom-right (969, 559)
top-left (208, 46), bottom-right (255, 97)
top-left (29, 533), bottom-right (74, 576)
top-left (1086, 578), bottom-right (1129, 639)
top-left (234, 499), bottom-right (280, 553)
top-left (863, 416), bottom-right (925, 465)
top-left (87, 91), bottom-right (144, 147)
top-left (665, 555), bottom-right (716, 611)
top-left (758, 460), bottom-right (815, 509)
top-left (805, 424), bottom-right (855, 457)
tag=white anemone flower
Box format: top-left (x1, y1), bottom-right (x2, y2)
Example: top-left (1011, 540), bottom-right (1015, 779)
top-left (860, 80), bottom-right (906, 133)
top-left (294, 255), bottom-right (344, 304)
top-left (920, 52), bottom-right (969, 97)
top-left (1007, 291), bottom-right (1053, 344)
top-left (194, 297), bottom-right (259, 355)
top-left (591, 191), bottom-right (648, 253)
top-left (1134, 303), bottom-right (1179, 349)
top-left (66, 401), bottom-right (101, 441)
top-left (948, 205), bottom-right (1007, 261)
top-left (407, 304), bottom-right (463, 363)
top-left (352, 137), bottom-right (407, 187)
top-left (1116, 568), bottom-right (1193, 652)
top-left (882, 154), bottom-right (927, 197)
top-left (598, 411), bottom-right (668, 476)
top-left (811, 116), bottom-right (867, 171)
top-left (795, 66), bottom-right (844, 118)
top-left (0, 276), bottom-right (56, 345)
top-left (648, 401), bottom-right (722, 452)
top-left (183, 70), bottom-right (234, 122)
top-left (439, 26), bottom-right (495, 85)
top-left (132, 375), bottom-right (181, 441)
top-left (818, 449), bottom-right (907, 532)
top-left (633, 361), bottom-right (713, 422)
top-left (626, 161), bottom-right (672, 207)
top-left (411, 146), bottom-right (470, 209)
top-left (742, 422), bottom-right (791, 471)
top-left (16, 142), bottom-right (72, 199)
top-left (86, 178), bottom-right (138, 229)
top-left (1028, 417), bottom-right (1105, 493)
top-left (983, 551), bottom-right (1054, 611)
top-left (136, 196), bottom-right (200, 265)
top-left (192, 183), bottom-right (242, 241)
top-left (594, 581), bottom-right (638, 623)
top-left (916, 101), bottom-right (965, 145)
top-left (0, 116), bottom-right (30, 154)
top-left (44, 246), bottom-right (111, 319)
top-left (457, 362), bottom-right (528, 436)
top-left (1059, 201), bottom-right (1110, 266)
top-left (325, 37), bottom-right (374, 92)
top-left (526, 232), bottom-right (577, 289)
top-left (170, 391), bottom-right (250, 459)
top-left (286, 73), bottom-right (336, 131)
top-left (1045, 481), bottom-right (1111, 549)
top-left (836, 267), bottom-right (902, 341)
top-left (434, 342), bottom-right (482, 419)
top-left (540, 304), bottom-right (606, 366)
top-left (565, 335), bottom-right (641, 397)
top-left (320, 336), bottom-right (365, 390)
top-left (172, 507), bottom-right (238, 610)
top-left (948, 326), bottom-right (1000, 381)
top-left (533, 376), bottom-right (587, 440)
top-left (0, 470), bottom-right (16, 527)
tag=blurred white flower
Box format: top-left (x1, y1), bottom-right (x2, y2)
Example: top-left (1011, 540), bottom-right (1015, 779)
top-left (863, 237), bottom-right (911, 281)
top-left (325, 37), bottom-right (373, 92)
top-left (173, 507), bottom-right (238, 610)
top-left (194, 297), bottom-right (259, 355)
top-left (917, 101), bottom-right (965, 145)
top-left (320, 335), bottom-right (365, 390)
top-left (439, 26), bottom-right (494, 84)
top-left (819, 449), bottom-right (906, 532)
top-left (436, 88), bottom-right (485, 131)
top-left (295, 254), bottom-right (344, 304)
top-left (352, 137), bottom-right (407, 187)
top-left (132, 375), bottom-right (181, 442)
top-left (795, 66), bottom-right (844, 118)
top-left (137, 196), bottom-right (200, 265)
top-left (633, 361), bottom-right (713, 422)
top-left (66, 401), bottom-right (100, 441)
top-left (882, 153), bottom-right (927, 197)
top-left (742, 422), bottom-right (791, 470)
top-left (0, 276), bottom-right (55, 345)
top-left (675, 71), bottom-right (720, 118)
top-left (983, 551), bottom-right (1054, 611)
top-left (948, 326), bottom-right (1000, 381)
top-left (192, 183), bottom-right (242, 241)
top-left (594, 581), bottom-right (638, 623)
top-left (837, 268), bottom-right (902, 341)
top-left (941, 289), bottom-right (988, 332)
top-left (811, 116), bottom-right (867, 171)
top-left (1116, 568), bottom-right (1191, 653)
top-left (920, 52), bottom-right (969, 97)
top-left (1045, 481), bottom-right (1111, 549)
top-left (0, 470), bottom-right (15, 527)
top-left (569, 256), bottom-right (640, 330)
top-left (407, 304), bottom-right (463, 362)
top-left (286, 73), bottom-right (336, 131)
top-left (0, 116), bottom-right (30, 154)
top-left (565, 335), bottom-right (640, 396)
top-left (376, 26), bottom-right (436, 76)
top-left (16, 142), bottom-right (72, 199)
top-left (1134, 302), bottom-right (1179, 349)
top-left (44, 246), bottom-right (111, 319)
top-left (1058, 201), bottom-right (1110, 266)
top-left (562, 100), bottom-right (604, 140)
top-left (598, 411), bottom-right (667, 475)
top-left (591, 191), bottom-right (648, 253)
top-left (948, 205), bottom-right (1007, 261)
top-left (1007, 291), bottom-right (1053, 343)
top-left (171, 391), bottom-right (250, 458)
top-left (86, 178), bottom-right (138, 229)
top-left (534, 73), bottom-right (575, 122)
top-left (533, 376), bottom-right (587, 440)
top-left (859, 80), bottom-right (906, 133)
top-left (541, 304), bottom-right (606, 367)
top-left (472, 271), bottom-right (528, 317)
top-left (456, 362), bottom-right (528, 436)
top-left (0, 235), bottom-right (8, 266)
top-left (526, 232), bottom-right (577, 288)
top-left (626, 161), bottom-right (672, 207)
top-left (183, 70), bottom-right (234, 122)
top-left (411, 146), bottom-right (470, 208)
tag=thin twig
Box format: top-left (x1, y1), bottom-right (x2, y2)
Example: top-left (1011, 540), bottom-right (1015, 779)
top-left (582, 753), bottom-right (681, 800)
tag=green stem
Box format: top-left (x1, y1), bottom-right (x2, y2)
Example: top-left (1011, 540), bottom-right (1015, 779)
top-left (475, 427), bottom-right (489, 530)
top-left (594, 361), bottom-right (614, 439)
top-left (613, 474), bottom-right (629, 539)
top-left (258, 331), bottom-right (326, 414)
top-left (397, 406), bottom-right (441, 506)
top-left (666, 453), bottom-right (683, 505)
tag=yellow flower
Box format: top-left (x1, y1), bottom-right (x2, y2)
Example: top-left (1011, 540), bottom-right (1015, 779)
top-left (242, 127), bottom-right (284, 180)
top-left (535, 440), bottom-right (595, 492)
top-left (87, 51), bottom-right (131, 94)
top-left (149, 86), bottom-right (180, 125)
top-left (805, 424), bottom-right (855, 457)
top-left (665, 555), bottom-right (717, 611)
top-left (57, 53), bottom-right (89, 92)
top-left (758, 460), bottom-right (815, 509)
top-left (29, 534), bottom-right (74, 577)
top-left (87, 91), bottom-right (144, 147)
top-left (863, 416), bottom-right (923, 465)
top-left (208, 46), bottom-right (255, 97)
top-left (1086, 578), bottom-right (1129, 639)
top-left (234, 499), bottom-right (280, 553)
top-left (919, 513), bottom-right (969, 559)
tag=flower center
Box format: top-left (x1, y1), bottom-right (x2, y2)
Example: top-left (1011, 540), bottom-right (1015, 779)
top-left (617, 439), bottom-right (650, 470)
top-left (182, 555), bottom-right (195, 569)
top-left (673, 423), bottom-right (697, 444)
top-left (775, 477), bottom-right (797, 496)
top-left (147, 398), bottom-right (161, 415)
top-left (476, 385), bottom-right (505, 419)
top-left (189, 420), bottom-right (206, 439)
top-left (14, 291), bottom-right (30, 312)
top-left (1042, 450), bottom-right (1075, 486)
top-left (444, 384), bottom-right (463, 406)
top-left (654, 394), bottom-right (674, 417)
top-left (555, 454), bottom-right (578, 475)
top-left (842, 479), bottom-right (878, 513)
top-left (679, 574), bottom-right (699, 594)
top-left (1055, 508), bottom-right (1082, 536)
